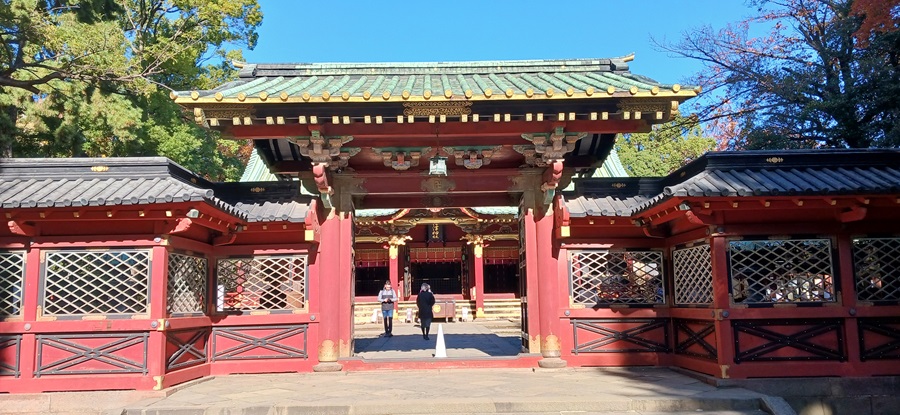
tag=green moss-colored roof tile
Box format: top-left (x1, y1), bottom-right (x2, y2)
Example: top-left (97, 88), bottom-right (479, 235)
top-left (216, 76), bottom-right (270, 96)
top-left (178, 56), bottom-right (699, 103)
top-left (403, 75), bottom-right (416, 93)
top-left (538, 73), bottom-right (572, 92)
top-left (520, 73), bottom-right (554, 92)
top-left (346, 76), bottom-right (368, 94)
top-left (366, 75), bottom-right (387, 94)
top-left (324, 75), bottom-right (352, 94)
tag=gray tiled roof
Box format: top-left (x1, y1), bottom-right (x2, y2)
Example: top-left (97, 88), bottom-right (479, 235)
top-left (214, 182), bottom-right (312, 223)
top-left (233, 200), bottom-right (310, 223)
top-left (0, 158), bottom-right (313, 223)
top-left (565, 149), bottom-right (900, 217)
top-left (565, 194), bottom-right (653, 217)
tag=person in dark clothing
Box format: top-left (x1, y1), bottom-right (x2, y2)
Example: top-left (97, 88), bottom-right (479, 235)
top-left (416, 283), bottom-right (436, 340)
top-left (260, 275), bottom-right (287, 310)
top-left (377, 281), bottom-right (398, 337)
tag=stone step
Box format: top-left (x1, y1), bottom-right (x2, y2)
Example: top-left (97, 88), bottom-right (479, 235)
top-left (116, 399), bottom-right (773, 415)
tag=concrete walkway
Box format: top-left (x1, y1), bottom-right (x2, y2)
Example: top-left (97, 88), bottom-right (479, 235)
top-left (2, 323), bottom-right (797, 415)
top-left (2, 367), bottom-right (792, 415)
top-left (354, 322), bottom-right (521, 359)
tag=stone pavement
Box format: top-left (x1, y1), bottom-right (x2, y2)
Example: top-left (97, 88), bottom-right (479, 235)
top-left (353, 322), bottom-right (521, 359)
top-left (2, 323), bottom-right (798, 415)
top-left (2, 367), bottom-right (792, 415)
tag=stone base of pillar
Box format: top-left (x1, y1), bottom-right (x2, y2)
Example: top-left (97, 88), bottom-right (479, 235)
top-left (312, 362), bottom-right (343, 372)
top-left (475, 307), bottom-right (485, 319)
top-left (537, 357), bottom-right (567, 369)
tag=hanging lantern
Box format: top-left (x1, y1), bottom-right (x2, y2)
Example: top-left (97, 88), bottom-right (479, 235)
top-left (429, 156), bottom-right (448, 176)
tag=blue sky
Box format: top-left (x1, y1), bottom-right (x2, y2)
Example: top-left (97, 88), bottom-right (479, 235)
top-left (243, 1), bottom-right (755, 87)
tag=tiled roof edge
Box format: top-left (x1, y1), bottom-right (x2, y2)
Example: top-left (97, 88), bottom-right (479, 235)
top-left (239, 56), bottom-right (635, 73)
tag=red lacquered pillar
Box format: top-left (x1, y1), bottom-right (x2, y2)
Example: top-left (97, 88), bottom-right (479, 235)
top-left (531, 207), bottom-right (566, 368)
top-left (313, 212), bottom-right (351, 371)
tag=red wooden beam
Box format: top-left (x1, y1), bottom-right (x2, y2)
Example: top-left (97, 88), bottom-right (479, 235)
top-left (357, 194), bottom-right (515, 209)
top-left (7, 220), bottom-right (37, 236)
top-left (228, 119), bottom-right (648, 140)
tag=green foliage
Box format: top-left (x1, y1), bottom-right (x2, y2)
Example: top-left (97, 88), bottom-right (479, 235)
top-left (615, 116), bottom-right (716, 177)
top-left (658, 0), bottom-right (900, 149)
top-left (0, 0), bottom-right (261, 180)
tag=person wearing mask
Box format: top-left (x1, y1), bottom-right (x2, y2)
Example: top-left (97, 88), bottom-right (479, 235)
top-left (416, 283), bottom-right (436, 340)
top-left (377, 281), bottom-right (398, 337)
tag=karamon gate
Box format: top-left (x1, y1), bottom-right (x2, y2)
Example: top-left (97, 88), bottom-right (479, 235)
top-left (1, 56), bottom-right (899, 393)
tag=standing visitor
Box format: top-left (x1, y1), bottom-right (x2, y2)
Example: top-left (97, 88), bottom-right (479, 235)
top-left (416, 283), bottom-right (436, 340)
top-left (378, 281), bottom-right (398, 337)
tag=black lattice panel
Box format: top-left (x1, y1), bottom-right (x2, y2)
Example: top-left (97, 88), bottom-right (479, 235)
top-left (858, 318), bottom-right (900, 361)
top-left (42, 250), bottom-right (151, 316)
top-left (0, 252), bottom-right (24, 318)
top-left (168, 253), bottom-right (208, 315)
top-left (0, 335), bottom-right (21, 377)
top-left (732, 319), bottom-right (845, 363)
top-left (166, 329), bottom-right (209, 371)
top-left (674, 319), bottom-right (717, 360)
top-left (728, 239), bottom-right (835, 304)
top-left (35, 333), bottom-right (149, 376)
top-left (216, 255), bottom-right (307, 312)
top-left (852, 238), bottom-right (900, 302)
top-left (673, 245), bottom-right (713, 305)
top-left (211, 325), bottom-right (308, 361)
top-left (570, 250), bottom-right (665, 305)
top-left (571, 319), bottom-right (670, 354)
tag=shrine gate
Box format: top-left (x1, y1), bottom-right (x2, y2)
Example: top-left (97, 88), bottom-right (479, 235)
top-left (0, 57), bottom-right (898, 392)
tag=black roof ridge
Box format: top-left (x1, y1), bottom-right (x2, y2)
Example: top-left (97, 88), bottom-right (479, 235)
top-left (665, 149), bottom-right (900, 186)
top-left (0, 156), bottom-right (212, 187)
top-left (569, 176), bottom-right (663, 197)
top-left (565, 149), bottom-right (900, 217)
top-left (212, 181), bottom-right (315, 204)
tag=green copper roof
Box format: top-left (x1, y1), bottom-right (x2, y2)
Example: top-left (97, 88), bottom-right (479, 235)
top-left (240, 148), bottom-right (279, 182)
top-left (595, 148), bottom-right (629, 178)
top-left (174, 56), bottom-right (698, 104)
top-left (355, 208), bottom-right (400, 217)
top-left (471, 206), bottom-right (518, 215)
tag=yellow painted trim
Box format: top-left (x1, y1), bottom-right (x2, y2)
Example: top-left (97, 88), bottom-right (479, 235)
top-left (174, 90), bottom-right (697, 106)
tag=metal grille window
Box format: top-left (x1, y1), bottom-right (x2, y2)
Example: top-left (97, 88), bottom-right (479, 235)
top-left (728, 239), bottom-right (835, 304)
top-left (42, 250), bottom-right (151, 316)
top-left (852, 238), bottom-right (900, 302)
top-left (673, 245), bottom-right (713, 305)
top-left (167, 253), bottom-right (208, 315)
top-left (570, 250), bottom-right (665, 305)
top-left (0, 252), bottom-right (25, 318)
top-left (216, 255), bottom-right (307, 313)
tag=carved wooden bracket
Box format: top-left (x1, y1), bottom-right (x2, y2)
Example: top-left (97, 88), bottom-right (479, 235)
top-left (684, 210), bottom-right (716, 225)
top-left (157, 218), bottom-right (193, 235)
top-left (443, 146), bottom-right (501, 170)
top-left (331, 148), bottom-right (361, 171)
top-left (381, 150), bottom-right (421, 171)
top-left (512, 145), bottom-right (544, 167)
top-left (386, 234), bottom-right (413, 259)
top-left (7, 220), bottom-right (36, 236)
top-left (287, 130), bottom-right (354, 166)
top-left (519, 126), bottom-right (587, 166)
top-left (462, 233), bottom-right (496, 258)
top-left (541, 160), bottom-right (564, 192)
top-left (839, 205), bottom-right (867, 223)
top-left (312, 163), bottom-right (333, 196)
top-left (213, 232), bottom-right (237, 246)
